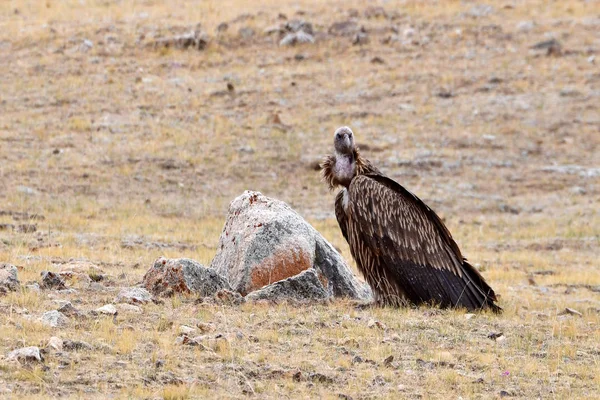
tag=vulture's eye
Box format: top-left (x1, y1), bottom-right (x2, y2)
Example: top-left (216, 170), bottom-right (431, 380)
top-left (336, 133), bottom-right (342, 139)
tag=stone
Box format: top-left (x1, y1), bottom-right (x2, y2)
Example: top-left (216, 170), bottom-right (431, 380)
top-left (96, 304), bottom-right (117, 315)
top-left (238, 27), bottom-right (255, 39)
top-left (62, 339), bottom-right (92, 351)
top-left (211, 191), bottom-right (371, 300)
top-left (151, 30), bottom-right (209, 51)
top-left (179, 325), bottom-right (197, 335)
top-left (279, 31), bottom-right (314, 46)
top-left (47, 336), bottom-right (63, 352)
top-left (143, 258), bottom-right (231, 297)
top-left (7, 346), bottom-right (43, 363)
top-left (40, 271), bottom-right (67, 290)
top-left (245, 269), bottom-right (329, 302)
top-left (116, 303), bottom-right (142, 314)
top-left (57, 302), bottom-right (84, 318)
top-left (0, 263), bottom-right (19, 294)
top-left (40, 310), bottom-right (70, 328)
top-left (115, 287), bottom-right (152, 304)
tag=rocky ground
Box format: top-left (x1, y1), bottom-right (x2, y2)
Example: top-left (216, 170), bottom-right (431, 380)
top-left (1, 0), bottom-right (599, 398)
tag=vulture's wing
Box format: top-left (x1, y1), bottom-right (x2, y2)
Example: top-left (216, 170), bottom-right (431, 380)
top-left (347, 174), bottom-right (499, 311)
top-left (334, 190), bottom-right (350, 243)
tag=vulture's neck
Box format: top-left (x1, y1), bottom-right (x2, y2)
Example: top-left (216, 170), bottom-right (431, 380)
top-left (321, 147), bottom-right (378, 190)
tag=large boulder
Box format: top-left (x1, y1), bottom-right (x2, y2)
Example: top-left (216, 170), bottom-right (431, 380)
top-left (143, 258), bottom-right (231, 297)
top-left (210, 191), bottom-right (371, 300)
top-left (245, 268), bottom-right (329, 303)
top-left (0, 263), bottom-right (20, 294)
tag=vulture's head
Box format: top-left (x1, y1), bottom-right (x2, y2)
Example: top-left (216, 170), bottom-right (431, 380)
top-left (334, 126), bottom-right (355, 155)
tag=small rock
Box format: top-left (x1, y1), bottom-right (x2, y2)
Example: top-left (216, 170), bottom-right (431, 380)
top-left (329, 20), bottom-right (360, 36)
top-left (352, 32), bottom-right (369, 46)
top-left (383, 355), bottom-right (394, 366)
top-left (47, 336), bottom-right (63, 352)
top-left (488, 332), bottom-right (505, 341)
top-left (245, 269), bottom-right (329, 303)
top-left (40, 310), bottom-right (70, 328)
top-left (115, 287), bottom-right (152, 304)
top-left (216, 22), bottom-right (228, 33)
top-left (0, 263), bottom-right (20, 294)
top-left (116, 303), bottom-right (142, 314)
top-left (143, 258), bottom-right (231, 297)
top-left (559, 88), bottom-right (581, 97)
top-left (238, 27), bottom-right (255, 39)
top-left (371, 56), bottom-right (385, 64)
top-left (7, 346), bottom-right (43, 364)
top-left (561, 307), bottom-right (582, 317)
top-left (96, 304), bottom-right (117, 315)
top-left (40, 271), bottom-right (67, 290)
top-left (62, 339), bottom-right (92, 351)
top-left (367, 319), bottom-right (386, 330)
top-left (57, 302), bottom-right (84, 318)
top-left (17, 186), bottom-right (39, 196)
top-left (467, 4), bottom-right (494, 17)
top-left (214, 289), bottom-right (245, 305)
top-left (179, 325), bottom-right (197, 335)
top-left (279, 31), bottom-right (314, 46)
top-left (516, 21), bottom-right (535, 32)
top-left (196, 322), bottom-right (215, 333)
top-left (465, 313), bottom-right (476, 320)
top-left (531, 38), bottom-right (561, 55)
top-left (570, 186), bottom-right (586, 195)
top-left (152, 30), bottom-right (209, 51)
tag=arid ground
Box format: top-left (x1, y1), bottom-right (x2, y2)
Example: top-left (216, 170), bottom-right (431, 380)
top-left (1, 0), bottom-right (599, 398)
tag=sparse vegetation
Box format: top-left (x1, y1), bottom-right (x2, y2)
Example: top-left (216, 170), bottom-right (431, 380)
top-left (1, 0), bottom-right (599, 398)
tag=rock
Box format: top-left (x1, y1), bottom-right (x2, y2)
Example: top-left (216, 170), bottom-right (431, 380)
top-left (0, 263), bottom-right (20, 294)
top-left (115, 287), bottom-right (152, 304)
top-left (467, 4), bottom-right (494, 17)
top-left (47, 336), bottom-right (63, 352)
top-left (7, 346), bottom-right (43, 364)
top-left (213, 289), bottom-right (245, 305)
top-left (516, 21), bottom-right (535, 32)
top-left (211, 191), bottom-right (371, 300)
top-left (216, 22), bottom-right (228, 33)
top-left (116, 303), bottom-right (142, 314)
top-left (196, 322), bottom-right (215, 333)
top-left (238, 27), bottom-right (255, 39)
top-left (561, 307), bottom-right (583, 317)
top-left (40, 310), bottom-right (70, 328)
top-left (329, 21), bottom-right (360, 36)
top-left (367, 319), bottom-right (386, 330)
top-left (62, 340), bottom-right (92, 351)
top-left (245, 269), bottom-right (329, 302)
top-left (151, 30), bottom-right (209, 51)
top-left (280, 31), bottom-right (314, 46)
top-left (487, 332), bottom-right (505, 341)
top-left (284, 19), bottom-right (313, 35)
top-left (179, 325), bottom-right (197, 335)
top-left (96, 304), bottom-right (117, 315)
top-left (40, 271), bottom-right (67, 290)
top-left (57, 302), bottom-right (84, 318)
top-left (353, 32), bottom-right (369, 46)
top-left (531, 38), bottom-right (562, 55)
top-left (143, 258), bottom-right (231, 297)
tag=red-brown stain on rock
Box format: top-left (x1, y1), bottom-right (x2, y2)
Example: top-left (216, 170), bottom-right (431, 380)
top-left (248, 247), bottom-right (312, 294)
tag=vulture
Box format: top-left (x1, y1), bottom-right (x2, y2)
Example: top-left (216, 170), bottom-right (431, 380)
top-left (321, 126), bottom-right (500, 312)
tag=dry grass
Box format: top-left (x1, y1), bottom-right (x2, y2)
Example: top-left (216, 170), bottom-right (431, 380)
top-left (1, 0), bottom-right (599, 398)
